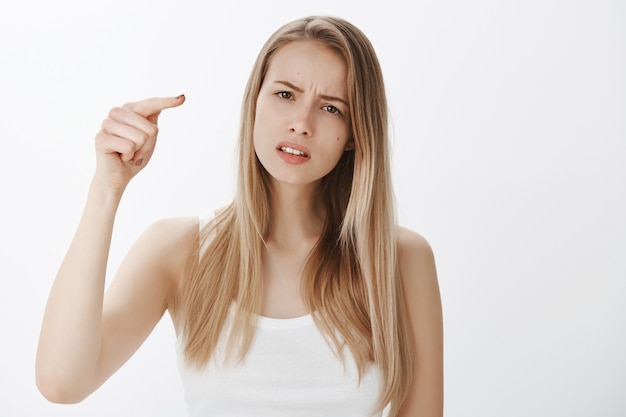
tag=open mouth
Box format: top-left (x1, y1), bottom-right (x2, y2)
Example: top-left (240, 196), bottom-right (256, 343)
top-left (279, 146), bottom-right (309, 158)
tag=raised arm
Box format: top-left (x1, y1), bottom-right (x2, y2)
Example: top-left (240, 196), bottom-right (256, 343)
top-left (397, 227), bottom-right (444, 417)
top-left (35, 96), bottom-right (188, 403)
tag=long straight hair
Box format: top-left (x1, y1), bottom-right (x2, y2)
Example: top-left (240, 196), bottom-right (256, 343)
top-left (179, 16), bottom-right (413, 416)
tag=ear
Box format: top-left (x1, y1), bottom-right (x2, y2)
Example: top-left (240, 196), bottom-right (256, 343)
top-left (345, 136), bottom-right (355, 151)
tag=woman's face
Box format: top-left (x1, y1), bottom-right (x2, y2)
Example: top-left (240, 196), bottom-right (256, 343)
top-left (253, 40), bottom-right (352, 188)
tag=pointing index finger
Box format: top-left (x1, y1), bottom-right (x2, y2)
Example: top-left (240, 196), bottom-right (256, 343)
top-left (124, 95), bottom-right (186, 119)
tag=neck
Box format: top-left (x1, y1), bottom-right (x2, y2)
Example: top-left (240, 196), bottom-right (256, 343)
top-left (266, 180), bottom-right (325, 249)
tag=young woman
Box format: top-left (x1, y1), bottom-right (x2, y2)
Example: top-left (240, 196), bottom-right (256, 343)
top-left (36, 15), bottom-right (443, 417)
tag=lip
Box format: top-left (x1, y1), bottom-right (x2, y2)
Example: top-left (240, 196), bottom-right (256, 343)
top-left (276, 141), bottom-right (311, 157)
top-left (275, 141), bottom-right (311, 164)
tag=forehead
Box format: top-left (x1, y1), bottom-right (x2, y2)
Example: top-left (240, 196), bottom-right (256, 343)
top-left (264, 41), bottom-right (348, 94)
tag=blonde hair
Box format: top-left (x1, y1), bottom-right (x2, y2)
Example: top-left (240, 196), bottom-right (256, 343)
top-left (179, 16), bottom-right (412, 416)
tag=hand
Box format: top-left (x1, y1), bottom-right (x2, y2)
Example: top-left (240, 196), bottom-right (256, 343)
top-left (93, 95), bottom-right (185, 192)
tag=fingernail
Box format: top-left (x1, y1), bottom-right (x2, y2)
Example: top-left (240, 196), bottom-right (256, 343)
top-left (135, 159), bottom-right (144, 166)
top-left (175, 94), bottom-right (185, 99)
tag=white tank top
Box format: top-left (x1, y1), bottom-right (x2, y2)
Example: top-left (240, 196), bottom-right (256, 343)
top-left (176, 215), bottom-right (384, 416)
top-left (175, 305), bottom-right (384, 417)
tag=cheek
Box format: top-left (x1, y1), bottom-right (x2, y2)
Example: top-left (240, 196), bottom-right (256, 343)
top-left (253, 101), bottom-right (269, 147)
top-left (321, 115), bottom-right (349, 136)
top-left (330, 123), bottom-right (351, 148)
top-left (335, 118), bottom-right (350, 139)
top-left (253, 99), bottom-right (277, 137)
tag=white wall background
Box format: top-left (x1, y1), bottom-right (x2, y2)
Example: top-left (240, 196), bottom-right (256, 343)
top-left (0, 0), bottom-right (624, 416)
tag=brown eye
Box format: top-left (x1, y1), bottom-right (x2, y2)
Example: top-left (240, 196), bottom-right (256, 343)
top-left (322, 105), bottom-right (341, 115)
top-left (277, 91), bottom-right (293, 99)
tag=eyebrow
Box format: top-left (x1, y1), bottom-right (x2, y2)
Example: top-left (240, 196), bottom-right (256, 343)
top-left (275, 80), bottom-right (349, 108)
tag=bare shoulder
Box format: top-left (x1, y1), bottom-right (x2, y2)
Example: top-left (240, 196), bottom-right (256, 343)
top-left (396, 226), bottom-right (437, 283)
top-left (397, 226), bottom-right (433, 254)
top-left (106, 216), bottom-right (198, 296)
top-left (395, 225), bottom-right (440, 313)
top-left (143, 216), bottom-right (199, 248)
top-left (137, 216), bottom-right (199, 278)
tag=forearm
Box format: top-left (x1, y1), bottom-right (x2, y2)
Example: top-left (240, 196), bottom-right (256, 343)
top-left (36, 179), bottom-right (123, 401)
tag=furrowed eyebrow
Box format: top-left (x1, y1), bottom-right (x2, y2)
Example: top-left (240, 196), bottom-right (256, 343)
top-left (275, 80), bottom-right (349, 108)
top-left (276, 80), bottom-right (304, 93)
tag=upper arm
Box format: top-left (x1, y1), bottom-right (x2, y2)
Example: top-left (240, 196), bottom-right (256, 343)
top-left (397, 227), bottom-right (444, 417)
top-left (94, 216), bottom-right (197, 387)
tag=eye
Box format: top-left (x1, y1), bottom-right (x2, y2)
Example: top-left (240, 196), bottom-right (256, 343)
top-left (276, 91), bottom-right (293, 100)
top-left (322, 105), bottom-right (342, 116)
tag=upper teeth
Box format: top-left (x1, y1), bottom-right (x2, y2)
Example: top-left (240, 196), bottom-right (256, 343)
top-left (281, 147), bottom-right (306, 156)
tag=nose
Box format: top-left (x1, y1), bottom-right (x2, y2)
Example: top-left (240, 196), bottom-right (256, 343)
top-left (288, 102), bottom-right (313, 137)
